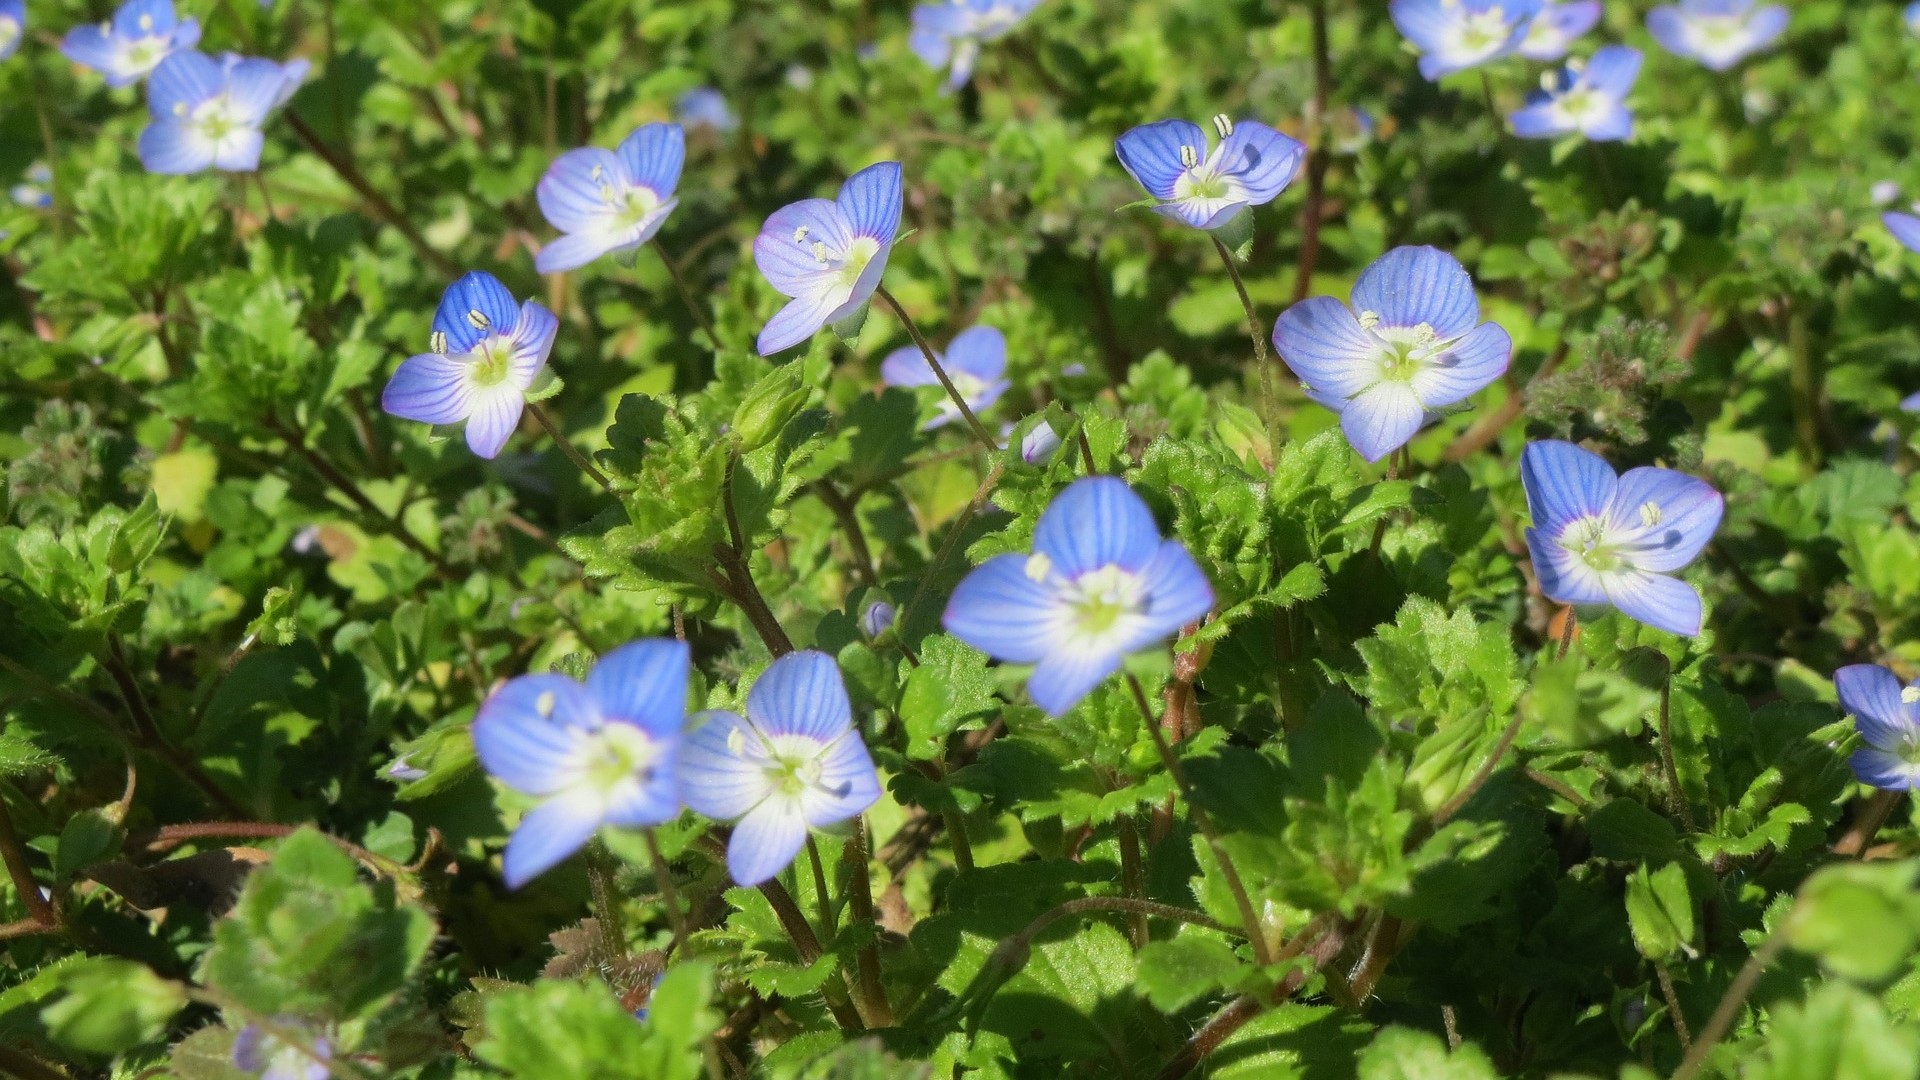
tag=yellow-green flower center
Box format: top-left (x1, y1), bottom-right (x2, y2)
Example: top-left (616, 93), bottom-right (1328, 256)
top-left (583, 724), bottom-right (662, 793)
top-left (1063, 564), bottom-right (1143, 637)
top-left (1560, 516), bottom-right (1622, 574)
top-left (470, 338), bottom-right (515, 388)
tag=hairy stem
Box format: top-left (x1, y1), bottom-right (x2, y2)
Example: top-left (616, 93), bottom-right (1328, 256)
top-left (0, 796), bottom-right (57, 928)
top-left (843, 816), bottom-right (894, 1027)
top-left (283, 113), bottom-right (457, 276)
top-left (805, 835), bottom-right (839, 942)
top-left (713, 451), bottom-right (795, 656)
top-left (1671, 933), bottom-right (1786, 1080)
top-left (1655, 668), bottom-right (1699, 833)
top-left (644, 830), bottom-right (690, 954)
top-left (527, 401), bottom-right (615, 494)
top-left (651, 239), bottom-right (724, 352)
top-left (1117, 814), bottom-right (1149, 949)
top-left (1656, 960), bottom-right (1693, 1052)
top-left (874, 285), bottom-right (997, 453)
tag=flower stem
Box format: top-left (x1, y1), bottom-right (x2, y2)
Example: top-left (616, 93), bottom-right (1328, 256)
top-left (1655, 959), bottom-right (1693, 1051)
top-left (651, 239), bottom-right (724, 352)
top-left (1655, 666), bottom-right (1699, 833)
top-left (804, 835), bottom-right (839, 942)
top-left (526, 401), bottom-right (616, 495)
top-left (712, 451), bottom-right (795, 657)
top-left (1125, 673), bottom-right (1274, 968)
top-left (1117, 813), bottom-right (1149, 949)
top-left (1671, 932), bottom-right (1787, 1080)
top-left (1430, 709), bottom-right (1528, 829)
top-left (262, 414), bottom-right (456, 578)
top-left (873, 285), bottom-right (998, 454)
top-left (842, 816), bottom-right (893, 1027)
top-left (1834, 789), bottom-right (1904, 858)
top-left (1210, 236), bottom-right (1270, 369)
top-left (585, 841), bottom-right (631, 971)
top-left (1555, 605), bottom-right (1579, 660)
top-left (643, 829), bottom-right (690, 954)
top-left (282, 113), bottom-right (457, 277)
top-left (0, 796), bottom-right (57, 930)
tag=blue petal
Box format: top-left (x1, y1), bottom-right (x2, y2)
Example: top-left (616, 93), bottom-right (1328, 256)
top-left (1582, 103), bottom-right (1634, 143)
top-left (747, 651), bottom-right (853, 743)
top-left (1033, 476), bottom-right (1162, 578)
top-left (1520, 440), bottom-right (1618, 532)
top-left (943, 554), bottom-right (1071, 664)
top-left (755, 198), bottom-right (852, 297)
top-left (1584, 45), bottom-right (1645, 98)
top-left (381, 352), bottom-right (474, 425)
top-left (1027, 646), bottom-right (1124, 717)
top-left (433, 272), bottom-right (520, 355)
top-left (615, 122), bottom-right (686, 199)
top-left (1351, 246), bottom-right (1480, 338)
top-left (1645, 8), bottom-right (1692, 61)
top-left (1273, 296), bottom-right (1378, 400)
top-left (1413, 321), bottom-right (1511, 406)
top-left (1606, 467), bottom-right (1723, 573)
top-left (909, 22), bottom-right (953, 69)
top-left (113, 0), bottom-right (178, 40)
top-left (675, 87), bottom-right (736, 133)
top-left (1120, 540), bottom-right (1216, 650)
top-left (504, 792), bottom-right (605, 888)
top-left (757, 293), bottom-right (837, 356)
top-left (587, 639), bottom-right (689, 737)
top-left (1151, 196), bottom-right (1249, 232)
top-left (211, 128), bottom-right (265, 173)
top-left (1388, 0), bottom-right (1456, 55)
top-left (536, 147), bottom-right (624, 235)
top-left (509, 300), bottom-right (558, 385)
top-left (1518, 1), bottom-right (1602, 60)
top-left (60, 25), bottom-right (119, 77)
top-left (139, 121), bottom-right (215, 175)
top-left (148, 50), bottom-right (221, 119)
top-left (726, 799), bottom-right (810, 886)
top-left (471, 674), bottom-right (598, 795)
top-left (1886, 212), bottom-right (1920, 254)
top-left (1744, 5), bottom-right (1789, 50)
top-left (798, 733), bottom-right (882, 828)
top-left (1509, 103), bottom-right (1572, 141)
top-left (1849, 748), bottom-right (1920, 792)
top-left (943, 325), bottom-right (1008, 380)
top-left (535, 230), bottom-right (623, 274)
top-left (1525, 527), bottom-right (1609, 606)
top-left (1602, 569), bottom-right (1703, 637)
top-left (1834, 664), bottom-right (1918, 753)
top-left (1340, 382), bottom-right (1425, 462)
top-left (1115, 119), bottom-right (1208, 202)
top-left (601, 740), bottom-right (682, 828)
top-left (679, 710), bottom-right (775, 821)
top-left (880, 343), bottom-right (941, 388)
top-left (224, 56), bottom-right (290, 124)
top-left (839, 161), bottom-right (903, 243)
top-left (1212, 120), bottom-right (1305, 206)
top-left (464, 386), bottom-right (525, 459)
top-left (831, 246), bottom-right (893, 326)
top-left (1903, 390), bottom-right (1920, 413)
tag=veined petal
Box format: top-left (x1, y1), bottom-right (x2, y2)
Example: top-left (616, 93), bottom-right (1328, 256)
top-left (434, 272), bottom-right (520, 355)
top-left (1388, 0), bottom-right (1455, 55)
top-left (60, 25), bottom-right (119, 77)
top-left (880, 344), bottom-right (942, 388)
top-left (727, 798), bottom-right (811, 885)
top-left (586, 639), bottom-right (689, 737)
top-left (601, 739), bottom-right (682, 827)
top-left (503, 791), bottom-right (604, 888)
top-left (1885, 212), bottom-right (1920, 254)
top-left (755, 198), bottom-right (853, 297)
top-left (534, 229), bottom-right (625, 273)
top-left (1645, 8), bottom-right (1692, 59)
top-left (1033, 476), bottom-right (1163, 578)
top-left (1849, 747), bottom-right (1920, 792)
top-left (1520, 439), bottom-right (1618, 532)
top-left (1602, 568), bottom-right (1703, 636)
top-left (1351, 246), bottom-right (1480, 338)
top-left (615, 122), bottom-right (686, 199)
top-left (1411, 321), bottom-right (1511, 406)
top-left (1273, 296), bottom-right (1379, 400)
top-left (1121, 540), bottom-right (1215, 650)
top-left (536, 147), bottom-right (624, 235)
top-left (223, 56), bottom-right (287, 124)
top-left (839, 161), bottom-right (903, 242)
top-left (1834, 664), bottom-right (1918, 753)
top-left (210, 128), bottom-right (265, 173)
top-left (678, 710), bottom-right (776, 821)
top-left (828, 243), bottom-right (893, 325)
top-left (509, 300), bottom-right (558, 386)
top-left (1339, 382), bottom-right (1425, 462)
top-left (1584, 44), bottom-right (1645, 98)
top-left (1115, 119), bottom-right (1209, 201)
top-left (1525, 526), bottom-right (1609, 606)
top-left (798, 733), bottom-right (882, 828)
top-left (1027, 645), bottom-right (1124, 717)
top-left (1581, 102), bottom-right (1634, 143)
top-left (381, 353), bottom-right (475, 425)
top-left (138, 120), bottom-right (217, 175)
top-left (148, 50), bottom-right (221, 118)
top-left (943, 325), bottom-right (1008, 381)
top-left (757, 293), bottom-right (841, 356)
top-left (1210, 120), bottom-right (1305, 206)
top-left (113, 0), bottom-right (179, 40)
top-left (943, 554), bottom-right (1073, 664)
top-left (1605, 467), bottom-right (1723, 573)
top-left (464, 383), bottom-right (526, 459)
top-left (1151, 197), bottom-right (1248, 232)
top-left (747, 650), bottom-right (853, 743)
top-left (471, 674), bottom-right (600, 796)
top-left (1518, 1), bottom-right (1602, 60)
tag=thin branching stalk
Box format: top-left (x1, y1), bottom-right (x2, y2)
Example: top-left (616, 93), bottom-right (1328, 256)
top-left (283, 113), bottom-right (457, 276)
top-left (527, 401), bottom-right (616, 494)
top-left (0, 796), bottom-right (57, 929)
top-left (1655, 960), bottom-right (1693, 1052)
top-left (651, 239), bottom-right (724, 351)
top-left (712, 451), bottom-right (795, 656)
top-left (843, 816), bottom-right (893, 1027)
top-left (644, 830), bottom-right (690, 954)
top-left (804, 835), bottom-right (839, 941)
top-left (1671, 932), bottom-right (1786, 1080)
top-left (874, 285), bottom-right (998, 453)
top-left (1655, 665), bottom-right (1699, 833)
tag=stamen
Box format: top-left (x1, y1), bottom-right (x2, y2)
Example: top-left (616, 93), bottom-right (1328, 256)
top-left (792, 225), bottom-right (810, 243)
top-left (1904, 687), bottom-right (1920, 704)
top-left (429, 330), bottom-right (448, 354)
top-left (1024, 552), bottom-right (1053, 583)
top-left (1212, 114), bottom-right (1234, 138)
top-left (1541, 70), bottom-right (1560, 92)
top-left (466, 309), bottom-right (491, 331)
top-left (599, 183), bottom-right (617, 204)
top-left (171, 101), bottom-right (187, 117)
top-left (810, 240), bottom-right (831, 264)
top-left (1637, 501), bottom-right (1663, 528)
top-left (726, 727), bottom-right (746, 755)
top-left (589, 164), bottom-right (603, 181)
top-left (535, 691), bottom-right (556, 717)
top-left (138, 12), bottom-right (153, 29)
top-left (1357, 310), bottom-right (1381, 331)
top-left (1178, 145), bottom-right (1198, 169)
top-left (1411, 323), bottom-right (1438, 348)
top-left (98, 19), bottom-right (110, 33)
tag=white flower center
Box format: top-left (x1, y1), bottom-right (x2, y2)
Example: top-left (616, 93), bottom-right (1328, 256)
top-left (1362, 317), bottom-right (1445, 386)
top-left (190, 96), bottom-right (248, 146)
top-left (1453, 4), bottom-right (1513, 55)
top-left (578, 723), bottom-right (665, 796)
top-left (466, 336), bottom-right (517, 388)
top-left (1058, 563), bottom-right (1147, 644)
top-left (1558, 515), bottom-right (1623, 574)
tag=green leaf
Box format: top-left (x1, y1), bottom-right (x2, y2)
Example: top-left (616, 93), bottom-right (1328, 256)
top-left (1786, 861), bottom-right (1920, 983)
top-left (1135, 932), bottom-right (1246, 1012)
top-left (39, 958), bottom-right (186, 1055)
top-left (476, 964), bottom-right (720, 1080)
top-left (1625, 862), bottom-right (1696, 960)
top-left (1357, 1026), bottom-right (1499, 1079)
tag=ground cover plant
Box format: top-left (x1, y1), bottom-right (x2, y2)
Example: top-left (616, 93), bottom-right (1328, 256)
top-left (7, 0), bottom-right (1920, 1077)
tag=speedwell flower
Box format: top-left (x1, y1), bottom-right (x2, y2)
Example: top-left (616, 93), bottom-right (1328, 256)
top-left (753, 161), bottom-right (903, 356)
top-left (1272, 246), bottom-right (1512, 462)
top-left (1886, 212), bottom-right (1920, 254)
top-left (1389, 0), bottom-right (1546, 80)
top-left (233, 1021), bottom-right (331, 1080)
top-left (1835, 665), bottom-right (1920, 791)
top-left (676, 87), bottom-right (736, 133)
top-left (380, 271), bottom-right (559, 460)
top-left (1115, 115), bottom-right (1305, 233)
top-left (1020, 421), bottom-right (1062, 464)
top-left (1520, 440), bottom-right (1724, 637)
top-left (472, 640), bottom-right (689, 888)
top-left (1646, 0), bottom-right (1787, 71)
top-left (138, 51), bottom-right (308, 174)
top-left (533, 122), bottom-right (684, 274)
top-left (1510, 45), bottom-right (1642, 142)
top-left (678, 651), bottom-right (882, 887)
top-left (909, 0), bottom-right (1042, 91)
top-left (944, 476), bottom-right (1214, 716)
top-left (0, 0), bottom-right (23, 60)
top-left (881, 325), bottom-right (1010, 430)
top-left (61, 0), bottom-right (200, 88)
top-left (1517, 0), bottom-right (1601, 61)
top-left (1909, 2), bottom-right (1920, 35)
top-left (10, 162), bottom-right (50, 209)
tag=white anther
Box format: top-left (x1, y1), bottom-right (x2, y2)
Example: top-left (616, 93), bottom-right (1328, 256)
top-left (466, 309), bottom-right (491, 331)
top-left (429, 330), bottom-right (448, 354)
top-left (1178, 144), bottom-right (1198, 169)
top-left (1024, 552), bottom-right (1053, 583)
top-left (171, 101), bottom-right (187, 117)
top-left (792, 225), bottom-right (810, 243)
top-left (98, 19), bottom-right (110, 33)
top-left (138, 12), bottom-right (153, 29)
top-left (726, 727), bottom-right (746, 755)
top-left (1212, 114), bottom-right (1234, 138)
top-left (1904, 687), bottom-right (1920, 704)
top-left (536, 691), bottom-right (556, 717)
top-left (1637, 501), bottom-right (1664, 528)
top-left (599, 183), bottom-right (617, 204)
top-left (1411, 322), bottom-right (1438, 348)
top-left (589, 164), bottom-right (603, 181)
top-left (810, 240), bottom-right (831, 264)
top-left (1358, 310), bottom-right (1381, 331)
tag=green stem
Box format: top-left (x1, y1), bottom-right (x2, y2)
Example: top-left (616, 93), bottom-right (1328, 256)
top-left (643, 830), bottom-right (689, 954)
top-left (651, 239), bottom-right (724, 352)
top-left (585, 841), bottom-right (630, 973)
top-left (873, 285), bottom-right (998, 454)
top-left (0, 795), bottom-right (57, 928)
top-left (527, 401), bottom-right (615, 495)
top-left (805, 835), bottom-right (839, 942)
top-left (1670, 933), bottom-right (1786, 1080)
top-left (1117, 814), bottom-right (1149, 949)
top-left (1656, 667), bottom-right (1699, 833)
top-left (282, 113), bottom-right (457, 277)
top-left (842, 816), bottom-right (894, 1027)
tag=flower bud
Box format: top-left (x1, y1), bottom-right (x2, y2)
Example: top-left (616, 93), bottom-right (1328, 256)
top-left (731, 364), bottom-right (809, 452)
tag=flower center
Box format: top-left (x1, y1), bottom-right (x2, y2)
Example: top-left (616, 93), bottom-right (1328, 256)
top-left (600, 181), bottom-right (661, 230)
top-left (1693, 15), bottom-right (1744, 47)
top-left (469, 337), bottom-right (515, 387)
top-left (753, 733), bottom-right (842, 799)
top-left (191, 97), bottom-right (243, 143)
top-left (582, 723), bottom-right (663, 794)
top-left (1363, 317), bottom-right (1442, 384)
top-left (1559, 516), bottom-right (1622, 574)
top-left (1062, 564), bottom-right (1145, 638)
top-left (0, 19), bottom-right (18, 50)
top-left (1456, 6), bottom-right (1511, 53)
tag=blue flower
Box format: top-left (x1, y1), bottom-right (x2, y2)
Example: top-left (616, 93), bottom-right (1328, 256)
top-left (138, 51), bottom-right (308, 174)
top-left (0, 0), bottom-right (24, 61)
top-left (1272, 246), bottom-right (1511, 463)
top-left (233, 1022), bottom-right (331, 1080)
top-left (678, 651), bottom-right (882, 887)
top-left (1835, 665), bottom-right (1920, 791)
top-left (472, 640), bottom-right (689, 889)
top-left (676, 87), bottom-right (736, 133)
top-left (1520, 440), bottom-right (1724, 637)
top-left (1115, 115), bottom-right (1306, 232)
top-left (1886, 212), bottom-right (1920, 254)
top-left (943, 477), bottom-right (1214, 716)
top-left (1019, 421), bottom-right (1062, 464)
top-left (534, 123), bottom-right (685, 274)
top-left (1517, 1), bottom-right (1601, 61)
top-left (1909, 1), bottom-right (1920, 36)
top-left (61, 0), bottom-right (201, 88)
top-left (1389, 0), bottom-right (1545, 80)
top-left (380, 272), bottom-right (559, 460)
top-left (752, 161), bottom-right (903, 356)
top-left (1646, 0), bottom-right (1787, 71)
top-left (909, 0), bottom-right (1042, 91)
top-left (860, 601), bottom-right (897, 640)
top-left (881, 325), bottom-right (1011, 430)
top-left (10, 162), bottom-right (51, 209)
top-left (1510, 45), bottom-right (1641, 142)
